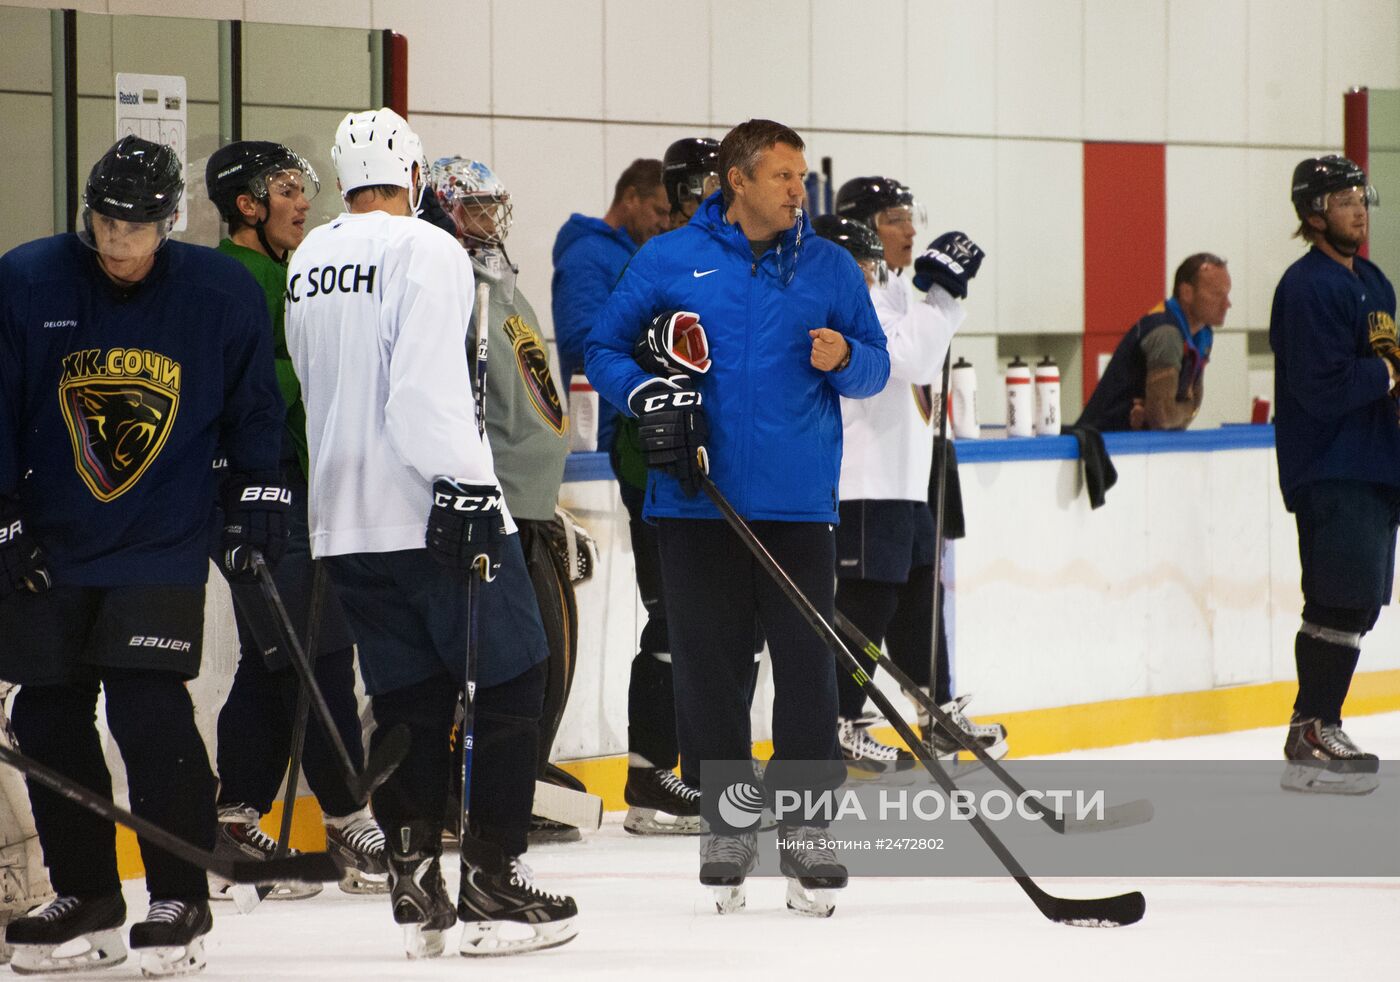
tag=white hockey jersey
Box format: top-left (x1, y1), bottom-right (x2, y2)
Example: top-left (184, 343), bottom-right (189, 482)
top-left (286, 209), bottom-right (512, 557)
top-left (838, 273), bottom-right (965, 502)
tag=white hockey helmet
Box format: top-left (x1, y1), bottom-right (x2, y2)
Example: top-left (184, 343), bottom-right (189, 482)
top-left (331, 107), bottom-right (427, 207)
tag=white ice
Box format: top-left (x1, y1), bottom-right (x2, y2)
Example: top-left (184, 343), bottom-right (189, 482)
top-left (96, 713), bottom-right (1399, 982)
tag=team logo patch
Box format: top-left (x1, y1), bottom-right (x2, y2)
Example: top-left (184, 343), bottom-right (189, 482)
top-left (502, 314), bottom-right (566, 436)
top-left (1369, 311), bottom-right (1397, 348)
top-left (58, 348), bottom-right (182, 502)
top-left (912, 383), bottom-right (935, 426)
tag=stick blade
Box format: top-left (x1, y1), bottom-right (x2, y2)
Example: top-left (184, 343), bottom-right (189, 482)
top-left (1062, 798), bottom-right (1155, 834)
top-left (533, 780), bottom-right (603, 832)
top-left (232, 851), bottom-right (343, 885)
top-left (1043, 889), bottom-right (1146, 928)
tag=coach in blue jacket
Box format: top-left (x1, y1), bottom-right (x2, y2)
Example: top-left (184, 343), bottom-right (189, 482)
top-left (587, 119), bottom-right (889, 890)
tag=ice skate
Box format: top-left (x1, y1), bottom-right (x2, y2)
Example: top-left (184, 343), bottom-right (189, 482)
top-left (208, 804), bottom-right (322, 902)
top-left (778, 825), bottom-right (846, 918)
top-left (623, 766), bottom-right (702, 835)
top-left (920, 694), bottom-right (1009, 766)
top-left (324, 807), bottom-right (390, 895)
top-left (387, 823), bottom-right (456, 959)
top-left (838, 716), bottom-right (915, 777)
top-left (7, 893), bottom-right (127, 975)
top-left (699, 830), bottom-right (757, 914)
top-left (129, 899), bottom-right (212, 978)
top-left (456, 839), bottom-right (578, 956)
top-left (1282, 714), bottom-right (1380, 795)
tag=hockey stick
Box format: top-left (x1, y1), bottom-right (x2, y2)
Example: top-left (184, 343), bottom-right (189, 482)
top-left (532, 780), bottom-right (602, 832)
top-left (832, 610), bottom-right (1152, 835)
top-left (928, 351), bottom-right (952, 727)
top-left (0, 743), bottom-right (340, 886)
top-left (252, 554), bottom-right (408, 803)
top-left (700, 475), bottom-right (1146, 927)
top-left (275, 559), bottom-right (326, 857)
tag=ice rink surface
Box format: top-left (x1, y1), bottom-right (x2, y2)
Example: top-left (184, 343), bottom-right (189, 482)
top-left (92, 713), bottom-right (1399, 982)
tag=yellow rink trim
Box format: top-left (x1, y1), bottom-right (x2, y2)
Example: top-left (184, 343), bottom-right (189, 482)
top-left (115, 668), bottom-right (1400, 879)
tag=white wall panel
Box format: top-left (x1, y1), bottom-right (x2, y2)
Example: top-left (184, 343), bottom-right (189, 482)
top-left (810, 0), bottom-right (905, 132)
top-left (375, 0), bottom-right (490, 116)
top-left (995, 139), bottom-right (1083, 334)
top-left (490, 118), bottom-right (607, 341)
top-left (604, 0), bottom-right (710, 124)
top-left (1166, 0), bottom-right (1247, 144)
top-left (244, 0), bottom-right (370, 28)
top-left (807, 131), bottom-right (908, 201)
top-left (1324, 0), bottom-right (1400, 144)
top-left (1166, 144), bottom-right (1250, 323)
top-left (1244, 146), bottom-right (1327, 329)
top-left (709, 0), bottom-right (811, 129)
top-left (492, 0), bottom-right (603, 119)
top-left (109, 0), bottom-right (240, 16)
top-left (410, 112), bottom-right (493, 168)
top-left (906, 0), bottom-right (997, 136)
top-left (995, 0), bottom-right (1084, 139)
top-left (1246, 0), bottom-right (1326, 146)
top-left (907, 135), bottom-right (999, 330)
top-left (1197, 331), bottom-right (1250, 426)
top-left (1083, 0), bottom-right (1167, 142)
top-left (601, 122), bottom-right (707, 195)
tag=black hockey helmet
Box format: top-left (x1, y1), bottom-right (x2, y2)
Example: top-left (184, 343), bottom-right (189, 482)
top-left (1291, 155), bottom-right (1376, 219)
top-left (813, 213), bottom-right (888, 285)
top-left (205, 140), bottom-right (319, 225)
top-left (85, 135), bottom-right (183, 224)
top-left (834, 175), bottom-right (921, 229)
top-left (663, 137), bottom-right (721, 211)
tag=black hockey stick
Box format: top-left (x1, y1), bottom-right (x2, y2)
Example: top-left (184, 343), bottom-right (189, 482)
top-left (0, 743), bottom-right (340, 886)
top-left (832, 609), bottom-right (1153, 835)
top-left (275, 559), bottom-right (326, 858)
top-left (700, 475), bottom-right (1146, 927)
top-left (252, 553), bottom-right (408, 803)
top-left (928, 351), bottom-right (952, 723)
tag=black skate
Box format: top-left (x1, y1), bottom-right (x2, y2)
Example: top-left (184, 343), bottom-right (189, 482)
top-left (388, 822), bottom-right (456, 959)
top-left (7, 893), bottom-right (127, 975)
top-left (699, 830), bottom-right (757, 914)
top-left (1282, 714), bottom-right (1380, 795)
top-left (457, 838), bottom-right (578, 956)
top-left (324, 808), bottom-right (389, 895)
top-left (129, 899), bottom-right (212, 977)
top-left (623, 766), bottom-right (702, 835)
top-left (208, 804), bottom-right (321, 905)
top-left (778, 825), bottom-right (847, 918)
top-left (838, 716), bottom-right (915, 777)
top-left (920, 694), bottom-right (1009, 767)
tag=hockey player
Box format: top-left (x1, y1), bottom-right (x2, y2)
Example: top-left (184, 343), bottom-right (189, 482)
top-left (662, 137), bottom-right (720, 227)
top-left (286, 109), bottom-right (576, 957)
top-left (203, 140), bottom-right (387, 900)
top-left (587, 119), bottom-right (889, 916)
top-left (425, 157), bottom-right (584, 837)
top-left (1271, 155), bottom-right (1397, 794)
top-left (0, 135), bottom-right (287, 975)
top-left (829, 177), bottom-right (1007, 769)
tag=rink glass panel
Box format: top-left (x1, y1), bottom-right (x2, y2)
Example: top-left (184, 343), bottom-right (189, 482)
top-left (1371, 88), bottom-right (1400, 277)
top-left (0, 5), bottom-right (54, 254)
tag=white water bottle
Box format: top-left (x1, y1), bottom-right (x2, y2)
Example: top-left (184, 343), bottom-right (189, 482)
top-left (949, 357), bottom-right (979, 439)
top-left (1005, 356), bottom-right (1034, 437)
top-left (567, 375), bottom-right (598, 452)
top-left (1034, 355), bottom-right (1061, 436)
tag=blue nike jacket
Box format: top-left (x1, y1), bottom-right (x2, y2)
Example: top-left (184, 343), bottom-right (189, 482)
top-left (586, 191), bottom-right (889, 523)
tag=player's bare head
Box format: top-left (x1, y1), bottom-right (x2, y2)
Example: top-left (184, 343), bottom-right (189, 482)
top-left (1173, 253), bottom-right (1231, 328)
top-left (332, 108), bottom-right (427, 214)
top-left (609, 158), bottom-right (669, 245)
top-left (719, 120), bottom-right (807, 240)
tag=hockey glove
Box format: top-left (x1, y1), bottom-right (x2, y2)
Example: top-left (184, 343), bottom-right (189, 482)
top-left (912, 232), bottom-right (985, 300)
top-left (0, 498), bottom-right (51, 599)
top-left (221, 476), bottom-right (291, 583)
top-left (426, 478), bottom-right (506, 576)
top-left (635, 310), bottom-right (711, 379)
top-left (1368, 311), bottom-right (1400, 395)
top-left (627, 376), bottom-right (710, 497)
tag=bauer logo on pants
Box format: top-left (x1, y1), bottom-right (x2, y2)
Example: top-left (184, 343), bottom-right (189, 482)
top-left (58, 347), bottom-right (182, 502)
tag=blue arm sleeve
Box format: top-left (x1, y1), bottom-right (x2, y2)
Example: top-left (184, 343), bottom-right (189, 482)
top-left (585, 250), bottom-right (661, 417)
top-left (1277, 277), bottom-right (1389, 420)
top-left (219, 277), bottom-right (286, 480)
top-left (553, 247), bottom-right (618, 369)
top-left (0, 270), bottom-right (21, 496)
top-left (826, 257), bottom-right (890, 399)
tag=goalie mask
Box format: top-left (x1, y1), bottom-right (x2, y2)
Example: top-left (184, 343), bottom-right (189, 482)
top-left (429, 156), bottom-right (514, 250)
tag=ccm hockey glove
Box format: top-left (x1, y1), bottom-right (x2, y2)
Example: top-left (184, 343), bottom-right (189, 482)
top-left (426, 478), bottom-right (506, 575)
top-left (0, 498), bottom-right (51, 598)
top-left (628, 376), bottom-right (710, 497)
top-left (912, 232), bottom-right (985, 299)
top-left (221, 475), bottom-right (291, 583)
top-left (635, 310), bottom-right (711, 379)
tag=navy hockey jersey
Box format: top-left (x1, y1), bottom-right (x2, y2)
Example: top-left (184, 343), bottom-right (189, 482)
top-left (0, 234), bottom-right (283, 586)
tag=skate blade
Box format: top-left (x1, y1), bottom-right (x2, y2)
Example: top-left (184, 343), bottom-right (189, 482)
top-left (785, 880), bottom-right (834, 918)
top-left (458, 916), bottom-right (578, 956)
top-left (623, 807), bottom-right (702, 836)
top-left (210, 874), bottom-right (317, 905)
top-left (10, 930), bottom-right (127, 975)
top-left (401, 924), bottom-right (446, 959)
top-left (338, 869), bottom-right (390, 895)
top-left (711, 885), bottom-right (745, 914)
top-left (1281, 762), bottom-right (1379, 796)
top-left (138, 937), bottom-right (206, 978)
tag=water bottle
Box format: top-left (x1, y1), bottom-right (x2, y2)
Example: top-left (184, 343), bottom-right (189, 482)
top-left (568, 375), bottom-right (598, 452)
top-left (1034, 355), bottom-right (1061, 436)
top-left (1005, 356), bottom-right (1034, 437)
top-left (949, 357), bottom-right (979, 439)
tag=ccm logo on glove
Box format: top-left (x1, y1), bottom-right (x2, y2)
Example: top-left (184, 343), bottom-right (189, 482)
top-left (432, 488), bottom-right (504, 512)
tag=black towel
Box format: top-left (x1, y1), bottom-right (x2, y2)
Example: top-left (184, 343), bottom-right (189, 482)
top-left (1061, 425), bottom-right (1118, 509)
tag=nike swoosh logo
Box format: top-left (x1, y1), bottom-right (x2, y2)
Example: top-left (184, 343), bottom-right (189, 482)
top-left (693, 269), bottom-right (718, 278)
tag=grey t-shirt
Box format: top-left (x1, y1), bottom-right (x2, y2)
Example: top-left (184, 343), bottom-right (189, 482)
top-left (1140, 322), bottom-right (1186, 373)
